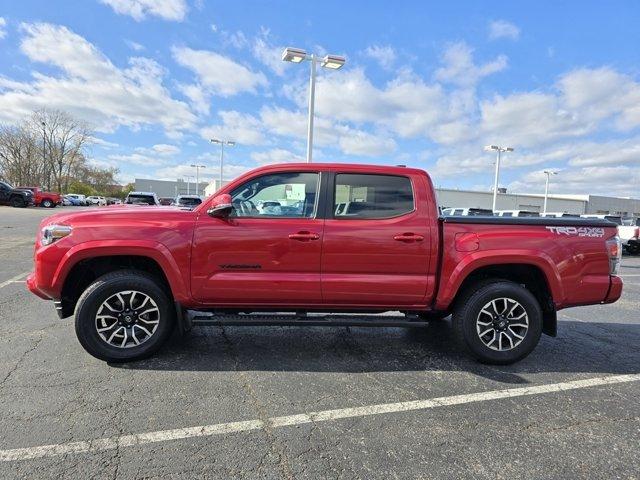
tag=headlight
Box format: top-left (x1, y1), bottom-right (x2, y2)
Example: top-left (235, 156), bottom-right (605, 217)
top-left (41, 225), bottom-right (72, 246)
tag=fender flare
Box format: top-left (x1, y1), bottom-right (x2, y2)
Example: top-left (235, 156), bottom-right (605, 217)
top-left (51, 240), bottom-right (190, 303)
top-left (435, 249), bottom-right (564, 311)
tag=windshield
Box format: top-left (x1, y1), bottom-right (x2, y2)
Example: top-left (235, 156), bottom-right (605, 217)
top-left (178, 197), bottom-right (202, 206)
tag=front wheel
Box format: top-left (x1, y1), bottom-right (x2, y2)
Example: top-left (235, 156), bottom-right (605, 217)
top-left (74, 270), bottom-right (175, 362)
top-left (10, 196), bottom-right (26, 208)
top-left (453, 280), bottom-right (542, 364)
top-left (41, 199), bottom-right (53, 208)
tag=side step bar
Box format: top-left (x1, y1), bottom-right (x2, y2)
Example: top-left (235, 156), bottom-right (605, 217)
top-left (187, 312), bottom-right (429, 328)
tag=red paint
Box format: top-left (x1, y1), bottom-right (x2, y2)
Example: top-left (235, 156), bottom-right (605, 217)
top-left (18, 186), bottom-right (62, 207)
top-left (27, 163), bottom-right (623, 315)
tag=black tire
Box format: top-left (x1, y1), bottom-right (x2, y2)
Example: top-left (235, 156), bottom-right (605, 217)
top-left (10, 196), bottom-right (26, 208)
top-left (453, 280), bottom-right (542, 365)
top-left (74, 270), bottom-right (175, 362)
top-left (41, 199), bottom-right (53, 208)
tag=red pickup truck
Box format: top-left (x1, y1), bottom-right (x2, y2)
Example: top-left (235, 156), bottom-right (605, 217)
top-left (27, 163), bottom-right (623, 364)
top-left (18, 186), bottom-right (62, 208)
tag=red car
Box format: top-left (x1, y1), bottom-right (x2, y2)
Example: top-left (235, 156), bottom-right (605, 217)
top-left (27, 163), bottom-right (623, 364)
top-left (18, 186), bottom-right (62, 208)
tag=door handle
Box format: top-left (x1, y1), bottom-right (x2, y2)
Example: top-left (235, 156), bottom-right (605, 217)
top-left (393, 233), bottom-right (424, 242)
top-left (289, 231), bottom-right (320, 241)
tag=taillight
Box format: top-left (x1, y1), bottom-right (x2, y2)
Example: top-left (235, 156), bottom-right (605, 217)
top-left (634, 227), bottom-right (639, 239)
top-left (606, 235), bottom-right (622, 275)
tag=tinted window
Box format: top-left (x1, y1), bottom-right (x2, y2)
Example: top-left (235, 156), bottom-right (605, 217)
top-left (334, 174), bottom-right (413, 219)
top-left (230, 172), bottom-right (319, 218)
top-left (469, 209), bottom-right (493, 216)
top-left (177, 197), bottom-right (202, 206)
top-left (519, 211), bottom-right (540, 217)
top-left (605, 216), bottom-right (622, 225)
top-left (126, 194), bottom-right (156, 205)
top-left (502, 212), bottom-right (513, 217)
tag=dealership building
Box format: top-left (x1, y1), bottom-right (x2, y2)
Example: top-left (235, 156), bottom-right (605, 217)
top-left (436, 188), bottom-right (640, 217)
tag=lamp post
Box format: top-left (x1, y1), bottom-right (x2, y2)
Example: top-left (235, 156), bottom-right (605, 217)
top-left (282, 47), bottom-right (346, 163)
top-left (210, 139), bottom-right (235, 190)
top-left (41, 121), bottom-right (46, 188)
top-left (543, 170), bottom-right (558, 214)
top-left (185, 175), bottom-right (194, 195)
top-left (190, 164), bottom-right (206, 196)
top-left (484, 145), bottom-right (514, 212)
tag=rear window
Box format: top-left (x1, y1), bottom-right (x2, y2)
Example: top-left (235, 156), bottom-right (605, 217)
top-left (334, 174), bottom-right (414, 219)
top-left (126, 194), bottom-right (155, 205)
top-left (605, 216), bottom-right (622, 225)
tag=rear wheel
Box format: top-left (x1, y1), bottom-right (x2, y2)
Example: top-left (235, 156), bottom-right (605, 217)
top-left (10, 196), bottom-right (25, 208)
top-left (74, 270), bottom-right (175, 362)
top-left (453, 280), bottom-right (542, 364)
top-left (41, 199), bottom-right (53, 208)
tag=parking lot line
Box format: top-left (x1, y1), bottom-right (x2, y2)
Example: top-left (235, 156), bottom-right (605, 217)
top-left (0, 272), bottom-right (30, 289)
top-left (1, 372), bottom-right (638, 463)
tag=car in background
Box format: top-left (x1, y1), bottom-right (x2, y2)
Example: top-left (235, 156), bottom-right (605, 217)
top-left (581, 214), bottom-right (622, 225)
top-left (62, 195), bottom-right (83, 206)
top-left (106, 197), bottom-right (122, 205)
top-left (175, 195), bottom-right (202, 208)
top-left (494, 210), bottom-right (540, 217)
top-left (540, 212), bottom-right (581, 218)
top-left (65, 194), bottom-right (89, 206)
top-left (86, 196), bottom-right (107, 206)
top-left (159, 197), bottom-right (175, 206)
top-left (0, 180), bottom-right (35, 207)
top-left (441, 207), bottom-right (494, 216)
top-left (582, 214), bottom-right (639, 255)
top-left (17, 186), bottom-right (62, 208)
top-left (124, 191), bottom-right (160, 206)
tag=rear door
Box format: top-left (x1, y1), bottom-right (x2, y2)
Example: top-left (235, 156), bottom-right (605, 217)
top-left (321, 172), bottom-right (434, 306)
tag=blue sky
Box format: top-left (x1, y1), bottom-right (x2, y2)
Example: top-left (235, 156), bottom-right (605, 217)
top-left (1, 0), bottom-right (639, 196)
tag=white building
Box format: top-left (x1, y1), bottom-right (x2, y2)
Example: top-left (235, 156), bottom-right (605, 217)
top-left (204, 179), bottom-right (229, 198)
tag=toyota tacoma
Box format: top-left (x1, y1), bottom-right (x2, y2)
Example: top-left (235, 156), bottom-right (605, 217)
top-left (27, 163), bottom-right (623, 364)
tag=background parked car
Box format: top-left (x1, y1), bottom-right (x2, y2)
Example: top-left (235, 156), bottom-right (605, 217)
top-left (175, 195), bottom-right (202, 208)
top-left (65, 193), bottom-right (89, 206)
top-left (583, 215), bottom-right (640, 255)
top-left (441, 207), bottom-right (494, 216)
top-left (494, 210), bottom-right (540, 217)
top-left (540, 212), bottom-right (581, 218)
top-left (124, 191), bottom-right (160, 205)
top-left (17, 186), bottom-right (62, 208)
top-left (159, 197), bottom-right (175, 206)
top-left (0, 180), bottom-right (34, 207)
top-left (86, 196), bottom-right (107, 206)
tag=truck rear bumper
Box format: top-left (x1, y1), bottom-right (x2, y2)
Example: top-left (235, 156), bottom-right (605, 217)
top-left (603, 275), bottom-right (623, 304)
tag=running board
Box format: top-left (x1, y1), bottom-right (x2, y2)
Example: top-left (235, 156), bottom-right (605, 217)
top-left (187, 312), bottom-right (428, 328)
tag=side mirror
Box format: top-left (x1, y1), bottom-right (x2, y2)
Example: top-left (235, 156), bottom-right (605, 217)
top-left (207, 194), bottom-right (234, 218)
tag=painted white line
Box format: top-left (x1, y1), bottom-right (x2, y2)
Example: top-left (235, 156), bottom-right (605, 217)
top-left (620, 274), bottom-right (640, 277)
top-left (1, 373), bottom-right (639, 462)
top-left (0, 272), bottom-right (30, 289)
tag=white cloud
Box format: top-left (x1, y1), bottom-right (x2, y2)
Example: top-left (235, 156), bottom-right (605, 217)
top-left (488, 20), bottom-right (520, 40)
top-left (435, 42), bottom-right (507, 87)
top-left (251, 148), bottom-right (304, 165)
top-left (363, 45), bottom-right (396, 70)
top-left (252, 29), bottom-right (286, 76)
top-left (154, 163), bottom-right (250, 182)
top-left (125, 40), bottom-right (145, 51)
top-left (135, 143), bottom-right (181, 156)
top-left (336, 126), bottom-right (397, 157)
top-left (107, 152), bottom-right (169, 167)
top-left (100, 0), bottom-right (188, 21)
top-left (0, 17), bottom-right (7, 39)
top-left (0, 23), bottom-right (196, 134)
top-left (200, 110), bottom-right (267, 146)
top-left (172, 46), bottom-right (268, 96)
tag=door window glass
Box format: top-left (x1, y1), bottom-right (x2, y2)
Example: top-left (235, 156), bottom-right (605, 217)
top-left (334, 174), bottom-right (414, 219)
top-left (230, 172), bottom-right (319, 218)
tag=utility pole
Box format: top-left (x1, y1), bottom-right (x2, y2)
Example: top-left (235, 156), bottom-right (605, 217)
top-left (190, 164), bottom-right (205, 196)
top-left (484, 145), bottom-right (514, 212)
top-left (543, 170), bottom-right (558, 214)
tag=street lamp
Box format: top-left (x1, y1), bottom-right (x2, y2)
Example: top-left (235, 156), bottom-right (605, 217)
top-left (543, 170), bottom-right (558, 214)
top-left (184, 175), bottom-right (194, 195)
top-left (190, 164), bottom-right (206, 196)
top-left (210, 139), bottom-right (235, 190)
top-left (282, 47), bottom-right (346, 163)
top-left (484, 145), bottom-right (514, 212)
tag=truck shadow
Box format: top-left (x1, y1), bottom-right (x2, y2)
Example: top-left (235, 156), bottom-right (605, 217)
top-left (114, 319), bottom-right (640, 385)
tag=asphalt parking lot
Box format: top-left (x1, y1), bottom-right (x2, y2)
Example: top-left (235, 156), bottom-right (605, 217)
top-left (0, 205), bottom-right (639, 479)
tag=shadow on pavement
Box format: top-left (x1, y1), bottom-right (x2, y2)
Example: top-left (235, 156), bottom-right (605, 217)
top-left (113, 319), bottom-right (640, 385)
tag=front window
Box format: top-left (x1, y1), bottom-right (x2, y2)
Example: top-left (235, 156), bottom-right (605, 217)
top-left (333, 174), bottom-right (414, 219)
top-left (230, 172), bottom-right (319, 218)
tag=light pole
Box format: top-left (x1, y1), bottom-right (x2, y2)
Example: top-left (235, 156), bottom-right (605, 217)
top-left (210, 139), bottom-right (235, 190)
top-left (41, 121), bottom-right (46, 189)
top-left (484, 145), bottom-right (514, 212)
top-left (190, 164), bottom-right (206, 196)
top-left (282, 47), bottom-right (346, 162)
top-left (543, 170), bottom-right (558, 214)
top-left (185, 175), bottom-right (194, 195)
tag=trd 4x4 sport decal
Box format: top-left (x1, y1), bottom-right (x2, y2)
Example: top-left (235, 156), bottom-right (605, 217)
top-left (545, 226), bottom-right (605, 237)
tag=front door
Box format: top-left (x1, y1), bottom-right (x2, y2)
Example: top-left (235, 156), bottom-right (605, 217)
top-left (321, 172), bottom-right (433, 307)
top-left (191, 171), bottom-right (324, 306)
